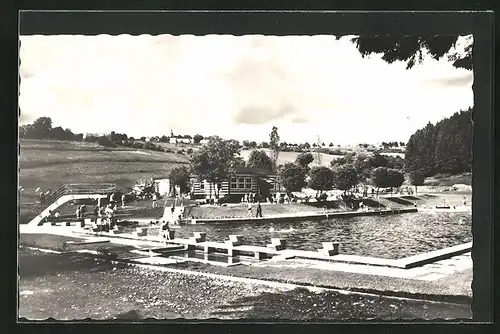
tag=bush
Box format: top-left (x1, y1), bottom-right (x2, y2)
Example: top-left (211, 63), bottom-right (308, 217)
top-left (143, 142), bottom-right (155, 150)
top-left (97, 136), bottom-right (116, 148)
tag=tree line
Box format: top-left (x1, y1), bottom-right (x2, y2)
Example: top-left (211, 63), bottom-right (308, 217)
top-left (19, 117), bottom-right (84, 141)
top-left (168, 127), bottom-right (422, 200)
top-left (404, 108), bottom-right (473, 176)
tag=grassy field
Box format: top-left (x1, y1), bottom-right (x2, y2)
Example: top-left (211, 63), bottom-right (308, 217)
top-left (240, 149), bottom-right (342, 168)
top-left (18, 139), bottom-right (189, 216)
top-left (424, 173), bottom-right (472, 187)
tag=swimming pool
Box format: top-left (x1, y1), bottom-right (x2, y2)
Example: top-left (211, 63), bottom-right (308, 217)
top-left (169, 211), bottom-right (472, 259)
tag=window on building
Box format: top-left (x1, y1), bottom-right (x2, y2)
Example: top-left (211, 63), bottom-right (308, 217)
top-left (245, 177), bottom-right (252, 189)
top-left (230, 177), bottom-right (237, 189)
top-left (200, 182), bottom-right (205, 190)
top-left (237, 177), bottom-right (245, 189)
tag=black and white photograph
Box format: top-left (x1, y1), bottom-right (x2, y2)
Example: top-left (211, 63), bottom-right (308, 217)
top-left (17, 11), bottom-right (485, 322)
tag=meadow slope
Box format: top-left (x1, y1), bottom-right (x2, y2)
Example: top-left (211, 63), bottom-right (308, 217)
top-left (18, 139), bottom-right (189, 214)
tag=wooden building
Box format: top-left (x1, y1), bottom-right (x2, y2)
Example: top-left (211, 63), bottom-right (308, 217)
top-left (189, 167), bottom-right (282, 199)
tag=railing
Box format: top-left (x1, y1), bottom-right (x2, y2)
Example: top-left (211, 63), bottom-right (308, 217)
top-left (24, 183), bottom-right (117, 223)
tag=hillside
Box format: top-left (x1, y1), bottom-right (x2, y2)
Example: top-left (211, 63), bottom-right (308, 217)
top-left (18, 139), bottom-right (189, 214)
top-left (240, 149), bottom-right (343, 168)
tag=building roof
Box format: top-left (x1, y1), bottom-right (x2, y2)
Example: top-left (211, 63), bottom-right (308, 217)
top-left (190, 166), bottom-right (277, 179)
top-left (234, 166), bottom-right (276, 176)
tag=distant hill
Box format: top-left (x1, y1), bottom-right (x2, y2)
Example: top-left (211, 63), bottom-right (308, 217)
top-left (405, 108), bottom-right (473, 176)
top-left (240, 148), bottom-right (342, 168)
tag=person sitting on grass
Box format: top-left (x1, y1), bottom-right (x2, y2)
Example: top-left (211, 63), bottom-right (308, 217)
top-left (42, 210), bottom-right (53, 224)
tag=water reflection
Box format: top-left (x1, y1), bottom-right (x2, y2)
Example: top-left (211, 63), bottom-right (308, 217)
top-left (172, 212), bottom-right (472, 259)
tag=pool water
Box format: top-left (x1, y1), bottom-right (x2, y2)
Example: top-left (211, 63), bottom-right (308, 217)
top-left (170, 212), bottom-right (472, 259)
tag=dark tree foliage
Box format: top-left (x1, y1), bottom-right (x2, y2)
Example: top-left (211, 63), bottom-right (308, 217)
top-left (372, 167), bottom-right (405, 189)
top-left (193, 134), bottom-right (204, 144)
top-left (308, 166), bottom-right (335, 193)
top-left (295, 152), bottom-right (314, 168)
top-left (247, 149), bottom-right (274, 171)
top-left (190, 136), bottom-right (242, 197)
top-left (278, 163), bottom-right (308, 194)
top-left (352, 35), bottom-right (472, 70)
top-left (405, 108), bottom-right (472, 176)
top-left (386, 155), bottom-right (405, 170)
top-left (169, 166), bottom-right (191, 193)
top-left (19, 117), bottom-right (86, 142)
top-left (409, 170), bottom-right (426, 194)
top-left (331, 164), bottom-right (359, 192)
top-left (369, 152), bottom-right (389, 169)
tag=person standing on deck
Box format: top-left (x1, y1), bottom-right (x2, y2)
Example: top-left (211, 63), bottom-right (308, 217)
top-left (256, 201), bottom-right (262, 218)
top-left (80, 204), bottom-right (87, 217)
top-left (170, 203), bottom-right (175, 220)
top-left (160, 220), bottom-right (171, 239)
top-left (39, 191), bottom-right (45, 203)
top-left (152, 193), bottom-right (158, 208)
top-left (247, 202), bottom-right (252, 218)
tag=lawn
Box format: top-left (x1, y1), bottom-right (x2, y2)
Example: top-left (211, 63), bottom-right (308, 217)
top-left (240, 149), bottom-right (342, 167)
top-left (18, 248), bottom-right (472, 320)
top-left (424, 173), bottom-right (472, 187)
top-left (187, 203), bottom-right (322, 219)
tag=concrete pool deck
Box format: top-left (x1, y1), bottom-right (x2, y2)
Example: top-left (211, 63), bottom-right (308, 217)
top-left (20, 223), bottom-right (471, 269)
top-left (19, 224), bottom-right (472, 283)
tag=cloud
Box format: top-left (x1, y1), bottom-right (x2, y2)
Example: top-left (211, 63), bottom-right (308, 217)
top-left (19, 113), bottom-right (36, 125)
top-left (18, 34), bottom-right (474, 144)
top-left (234, 104), bottom-right (303, 125)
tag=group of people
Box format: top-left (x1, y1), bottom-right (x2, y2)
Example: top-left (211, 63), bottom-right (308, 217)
top-left (240, 193), bottom-right (291, 205)
top-left (247, 201), bottom-right (263, 218)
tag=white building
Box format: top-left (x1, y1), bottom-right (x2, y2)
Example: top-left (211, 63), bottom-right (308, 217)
top-left (169, 137), bottom-right (193, 144)
top-left (153, 177), bottom-right (171, 196)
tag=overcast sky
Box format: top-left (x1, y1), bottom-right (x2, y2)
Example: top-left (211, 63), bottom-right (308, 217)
top-left (19, 34), bottom-right (473, 145)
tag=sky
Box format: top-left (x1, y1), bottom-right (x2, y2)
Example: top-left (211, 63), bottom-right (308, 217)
top-left (18, 34), bottom-right (474, 145)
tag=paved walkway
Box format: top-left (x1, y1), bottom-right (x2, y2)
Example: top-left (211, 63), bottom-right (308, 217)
top-left (254, 252), bottom-right (472, 282)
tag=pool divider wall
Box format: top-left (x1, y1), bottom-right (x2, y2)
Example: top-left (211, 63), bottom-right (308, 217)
top-left (396, 242), bottom-right (472, 269)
